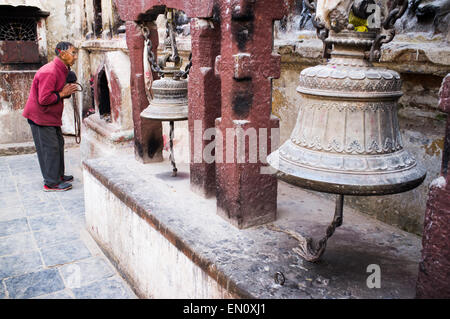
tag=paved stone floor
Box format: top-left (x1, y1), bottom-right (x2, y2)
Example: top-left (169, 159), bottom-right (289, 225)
top-left (0, 145), bottom-right (137, 299)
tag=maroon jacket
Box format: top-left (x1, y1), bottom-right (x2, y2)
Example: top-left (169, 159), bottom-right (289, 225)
top-left (23, 57), bottom-right (69, 126)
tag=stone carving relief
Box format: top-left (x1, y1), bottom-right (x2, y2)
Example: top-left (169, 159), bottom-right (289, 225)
top-left (315, 0), bottom-right (354, 31)
top-left (276, 0), bottom-right (450, 37)
top-left (397, 0), bottom-right (450, 37)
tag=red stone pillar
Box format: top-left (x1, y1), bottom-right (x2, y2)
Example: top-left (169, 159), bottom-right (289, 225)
top-left (214, 0), bottom-right (285, 228)
top-left (416, 74), bottom-right (450, 298)
top-left (189, 18), bottom-right (221, 197)
top-left (125, 21), bottom-right (163, 163)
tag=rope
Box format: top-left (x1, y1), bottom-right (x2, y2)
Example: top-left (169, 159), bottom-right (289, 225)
top-left (266, 195), bottom-right (344, 263)
top-left (72, 94), bottom-right (81, 144)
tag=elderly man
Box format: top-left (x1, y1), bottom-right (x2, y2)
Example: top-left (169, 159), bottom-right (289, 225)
top-left (22, 42), bottom-right (79, 191)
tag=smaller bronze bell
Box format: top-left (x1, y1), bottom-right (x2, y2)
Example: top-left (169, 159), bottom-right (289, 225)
top-left (140, 67), bottom-right (188, 121)
top-left (139, 8), bottom-right (189, 177)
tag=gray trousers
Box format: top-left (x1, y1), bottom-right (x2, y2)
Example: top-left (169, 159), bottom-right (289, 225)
top-left (29, 123), bottom-right (65, 186)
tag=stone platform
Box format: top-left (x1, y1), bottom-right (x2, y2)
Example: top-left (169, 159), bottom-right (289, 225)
top-left (83, 155), bottom-right (422, 299)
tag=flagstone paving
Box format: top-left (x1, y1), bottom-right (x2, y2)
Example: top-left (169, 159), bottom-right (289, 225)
top-left (0, 146), bottom-right (137, 299)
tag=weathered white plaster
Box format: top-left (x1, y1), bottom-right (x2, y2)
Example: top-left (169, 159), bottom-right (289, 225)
top-left (0, 111), bottom-right (33, 144)
top-left (101, 0), bottom-right (113, 39)
top-left (105, 50), bottom-right (132, 129)
top-left (0, 0), bottom-right (43, 7)
top-left (36, 18), bottom-right (47, 58)
top-left (40, 0), bottom-right (84, 61)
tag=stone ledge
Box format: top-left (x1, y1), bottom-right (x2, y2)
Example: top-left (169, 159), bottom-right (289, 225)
top-left (83, 154), bottom-right (422, 299)
top-left (0, 70), bottom-right (37, 74)
top-left (77, 38), bottom-right (128, 52)
top-left (0, 136), bottom-right (79, 156)
top-left (83, 116), bottom-right (134, 145)
top-left (0, 141), bottom-right (36, 156)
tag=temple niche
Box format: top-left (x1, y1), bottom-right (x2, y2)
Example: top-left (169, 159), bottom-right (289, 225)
top-left (273, 0), bottom-right (450, 235)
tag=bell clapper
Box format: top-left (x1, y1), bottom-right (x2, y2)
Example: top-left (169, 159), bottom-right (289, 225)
top-left (334, 194), bottom-right (344, 227)
top-left (169, 120), bottom-right (177, 177)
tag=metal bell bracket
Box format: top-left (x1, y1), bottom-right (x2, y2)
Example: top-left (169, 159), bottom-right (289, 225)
top-left (267, 195), bottom-right (344, 263)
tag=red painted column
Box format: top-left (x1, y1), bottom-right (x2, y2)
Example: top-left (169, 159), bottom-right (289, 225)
top-left (189, 18), bottom-right (221, 198)
top-left (214, 0), bottom-right (285, 228)
top-left (125, 21), bottom-right (163, 163)
top-left (416, 74), bottom-right (450, 298)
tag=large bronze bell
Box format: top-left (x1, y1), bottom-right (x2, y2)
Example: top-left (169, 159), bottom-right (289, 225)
top-left (267, 0), bottom-right (426, 262)
top-left (268, 30), bottom-right (426, 195)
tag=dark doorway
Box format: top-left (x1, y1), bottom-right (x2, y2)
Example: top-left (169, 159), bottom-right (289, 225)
top-left (97, 69), bottom-right (111, 122)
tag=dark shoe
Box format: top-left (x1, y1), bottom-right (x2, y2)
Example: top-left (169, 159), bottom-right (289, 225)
top-left (61, 175), bottom-right (74, 182)
top-left (44, 182), bottom-right (72, 192)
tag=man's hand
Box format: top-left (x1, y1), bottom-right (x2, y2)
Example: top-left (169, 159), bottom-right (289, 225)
top-left (59, 83), bottom-right (79, 98)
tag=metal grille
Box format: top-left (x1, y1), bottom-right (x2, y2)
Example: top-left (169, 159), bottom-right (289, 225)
top-left (0, 16), bottom-right (37, 41)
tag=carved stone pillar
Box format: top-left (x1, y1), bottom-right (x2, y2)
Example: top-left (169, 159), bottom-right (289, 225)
top-left (125, 21), bottom-right (163, 163)
top-left (416, 74), bottom-right (450, 298)
top-left (214, 0), bottom-right (285, 228)
top-left (189, 18), bottom-right (221, 197)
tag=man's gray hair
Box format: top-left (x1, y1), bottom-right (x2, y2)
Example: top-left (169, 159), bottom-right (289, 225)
top-left (55, 41), bottom-right (74, 56)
